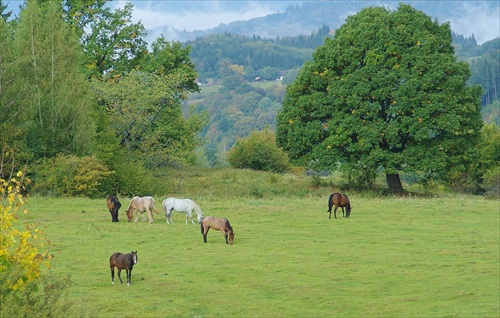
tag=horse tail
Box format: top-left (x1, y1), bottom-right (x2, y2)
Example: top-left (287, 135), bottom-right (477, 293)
top-left (327, 194), bottom-right (334, 212)
top-left (200, 220), bottom-right (204, 234)
top-left (150, 198), bottom-right (159, 214)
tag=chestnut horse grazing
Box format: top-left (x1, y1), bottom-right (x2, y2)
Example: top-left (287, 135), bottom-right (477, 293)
top-left (107, 195), bottom-right (121, 222)
top-left (327, 193), bottom-right (351, 219)
top-left (126, 196), bottom-right (159, 223)
top-left (201, 216), bottom-right (235, 245)
top-left (110, 251), bottom-right (138, 286)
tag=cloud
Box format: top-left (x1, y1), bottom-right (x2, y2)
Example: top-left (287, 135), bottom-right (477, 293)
top-left (110, 1), bottom-right (500, 44)
top-left (445, 2), bottom-right (500, 44)
top-left (114, 1), bottom-right (287, 31)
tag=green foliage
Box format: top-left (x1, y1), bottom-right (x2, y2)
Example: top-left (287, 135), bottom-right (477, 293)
top-left (141, 37), bottom-right (200, 94)
top-left (476, 123), bottom-right (500, 197)
top-left (7, 0), bottom-right (96, 160)
top-left (64, 0), bottom-right (147, 80)
top-left (1, 274), bottom-right (88, 318)
top-left (0, 0), bottom-right (12, 21)
top-left (189, 82), bottom-right (284, 167)
top-left (468, 47), bottom-right (500, 107)
top-left (482, 166), bottom-right (500, 199)
top-left (481, 100), bottom-right (500, 126)
top-left (446, 122), bottom-right (499, 194)
top-left (93, 70), bottom-right (205, 168)
top-left (276, 4), bottom-right (483, 193)
top-left (188, 31), bottom-right (322, 82)
top-left (228, 129), bottom-right (290, 173)
top-left (31, 155), bottom-right (111, 198)
top-left (104, 155), bottom-right (162, 197)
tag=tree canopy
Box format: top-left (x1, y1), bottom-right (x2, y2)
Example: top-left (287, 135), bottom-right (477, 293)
top-left (276, 4), bottom-right (483, 193)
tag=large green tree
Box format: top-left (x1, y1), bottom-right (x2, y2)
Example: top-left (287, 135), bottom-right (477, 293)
top-left (276, 4), bottom-right (483, 193)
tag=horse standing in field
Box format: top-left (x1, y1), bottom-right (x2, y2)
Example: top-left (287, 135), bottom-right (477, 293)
top-left (327, 193), bottom-right (351, 219)
top-left (162, 198), bottom-right (204, 224)
top-left (201, 216), bottom-right (235, 245)
top-left (106, 195), bottom-right (121, 222)
top-left (109, 251), bottom-right (138, 286)
top-left (126, 196), bottom-right (159, 223)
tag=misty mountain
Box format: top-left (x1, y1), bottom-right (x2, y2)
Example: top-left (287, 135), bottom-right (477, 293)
top-left (147, 1), bottom-right (499, 44)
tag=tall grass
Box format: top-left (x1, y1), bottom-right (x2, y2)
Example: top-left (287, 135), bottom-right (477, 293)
top-left (19, 171), bottom-right (499, 317)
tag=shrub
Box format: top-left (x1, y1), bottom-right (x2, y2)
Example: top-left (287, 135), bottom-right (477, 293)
top-left (482, 166), bottom-right (500, 199)
top-left (228, 129), bottom-right (290, 173)
top-left (31, 155), bottom-right (112, 198)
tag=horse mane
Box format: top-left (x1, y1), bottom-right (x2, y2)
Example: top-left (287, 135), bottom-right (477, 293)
top-left (223, 218), bottom-right (233, 232)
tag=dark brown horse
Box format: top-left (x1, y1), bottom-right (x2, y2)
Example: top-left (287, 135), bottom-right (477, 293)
top-left (201, 216), bottom-right (235, 245)
top-left (107, 195), bottom-right (121, 222)
top-left (109, 251), bottom-right (138, 286)
top-left (327, 193), bottom-right (351, 219)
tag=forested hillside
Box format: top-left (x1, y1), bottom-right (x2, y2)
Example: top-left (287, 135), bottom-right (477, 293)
top-left (187, 25), bottom-right (331, 82)
top-left (186, 28), bottom-right (500, 167)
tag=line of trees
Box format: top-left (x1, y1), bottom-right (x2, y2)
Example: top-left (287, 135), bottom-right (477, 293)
top-left (1, 0), bottom-right (205, 197)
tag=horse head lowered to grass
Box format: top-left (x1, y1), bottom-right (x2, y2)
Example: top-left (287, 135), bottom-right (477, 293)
top-left (327, 193), bottom-right (351, 219)
top-left (162, 198), bottom-right (204, 224)
top-left (126, 196), bottom-right (159, 223)
top-left (106, 195), bottom-right (121, 222)
top-left (201, 216), bottom-right (235, 245)
top-left (109, 251), bottom-right (138, 286)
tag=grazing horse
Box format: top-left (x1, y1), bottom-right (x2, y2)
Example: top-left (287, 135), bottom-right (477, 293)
top-left (327, 193), bottom-right (351, 219)
top-left (126, 196), bottom-right (159, 223)
top-left (201, 216), bottom-right (235, 245)
top-left (106, 195), bottom-right (121, 222)
top-left (109, 251), bottom-right (138, 286)
top-left (162, 198), bottom-right (204, 224)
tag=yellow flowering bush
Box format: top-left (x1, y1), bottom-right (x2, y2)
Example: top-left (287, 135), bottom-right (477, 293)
top-left (0, 171), bottom-right (51, 292)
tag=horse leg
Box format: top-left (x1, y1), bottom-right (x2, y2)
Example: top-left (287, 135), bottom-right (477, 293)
top-left (111, 266), bottom-right (115, 284)
top-left (203, 227), bottom-right (209, 243)
top-left (334, 206), bottom-right (338, 218)
top-left (224, 231), bottom-right (229, 244)
top-left (134, 211), bottom-right (139, 223)
top-left (117, 268), bottom-right (123, 284)
top-left (147, 209), bottom-right (153, 223)
top-left (166, 209), bottom-right (173, 224)
top-left (126, 268), bottom-right (132, 286)
top-left (189, 211), bottom-right (195, 225)
top-left (341, 207), bottom-right (345, 218)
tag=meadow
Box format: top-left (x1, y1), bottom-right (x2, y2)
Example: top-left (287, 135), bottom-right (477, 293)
top-left (21, 177), bottom-right (499, 318)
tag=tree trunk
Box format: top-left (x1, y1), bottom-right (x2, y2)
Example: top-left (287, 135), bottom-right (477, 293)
top-left (386, 173), bottom-right (404, 194)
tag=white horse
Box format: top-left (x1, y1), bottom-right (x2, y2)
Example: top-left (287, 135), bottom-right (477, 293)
top-left (162, 198), bottom-right (204, 224)
top-left (125, 196), bottom-right (159, 223)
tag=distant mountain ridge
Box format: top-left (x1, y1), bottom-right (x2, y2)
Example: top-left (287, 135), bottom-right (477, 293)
top-left (147, 1), bottom-right (499, 44)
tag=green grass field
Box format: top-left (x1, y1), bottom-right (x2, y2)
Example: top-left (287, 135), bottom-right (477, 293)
top-left (21, 191), bottom-right (499, 317)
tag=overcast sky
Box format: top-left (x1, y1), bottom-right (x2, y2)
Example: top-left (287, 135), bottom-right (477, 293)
top-left (4, 1), bottom-right (500, 44)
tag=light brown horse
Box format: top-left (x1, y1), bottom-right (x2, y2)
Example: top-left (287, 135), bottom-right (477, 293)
top-left (126, 196), bottom-right (159, 223)
top-left (106, 195), bottom-right (121, 222)
top-left (327, 193), bottom-right (351, 219)
top-left (109, 251), bottom-right (138, 286)
top-left (201, 216), bottom-right (235, 245)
